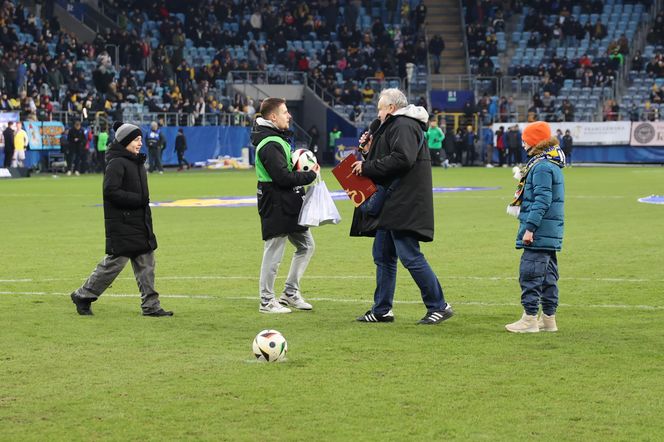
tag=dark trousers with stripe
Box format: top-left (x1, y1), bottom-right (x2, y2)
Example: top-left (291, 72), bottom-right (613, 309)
top-left (371, 230), bottom-right (446, 315)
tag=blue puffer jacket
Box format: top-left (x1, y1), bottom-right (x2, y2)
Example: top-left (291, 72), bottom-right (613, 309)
top-left (516, 159), bottom-right (565, 250)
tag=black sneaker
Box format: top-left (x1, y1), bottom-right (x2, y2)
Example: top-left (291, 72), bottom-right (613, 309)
top-left (70, 292), bottom-right (93, 316)
top-left (418, 304), bottom-right (454, 325)
top-left (143, 308), bottom-right (174, 317)
top-left (356, 309), bottom-right (394, 323)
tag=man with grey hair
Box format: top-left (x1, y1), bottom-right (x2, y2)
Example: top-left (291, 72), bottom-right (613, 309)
top-left (146, 121), bottom-right (165, 174)
top-left (350, 88), bottom-right (454, 325)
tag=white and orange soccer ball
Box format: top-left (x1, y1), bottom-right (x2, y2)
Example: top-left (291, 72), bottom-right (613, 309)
top-left (252, 329), bottom-right (288, 362)
top-left (291, 149), bottom-right (318, 172)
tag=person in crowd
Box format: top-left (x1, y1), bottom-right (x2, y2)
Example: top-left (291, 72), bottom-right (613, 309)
top-left (12, 121), bottom-right (28, 167)
top-left (175, 128), bottom-right (190, 170)
top-left (95, 122), bottom-right (110, 173)
top-left (505, 121), bottom-right (565, 333)
top-left (481, 126), bottom-right (494, 167)
top-left (307, 124), bottom-right (321, 163)
top-left (350, 88), bottom-right (453, 325)
top-left (428, 35), bottom-right (445, 74)
top-left (252, 97), bottom-right (318, 314)
top-left (495, 125), bottom-right (507, 167)
top-left (146, 121), bottom-right (165, 174)
top-left (425, 117), bottom-right (444, 167)
top-left (2, 122), bottom-right (15, 169)
top-left (70, 121), bottom-right (173, 317)
top-left (454, 127), bottom-right (464, 165)
top-left (464, 124), bottom-right (476, 166)
top-left (328, 125), bottom-right (342, 153)
top-left (66, 120), bottom-right (85, 176)
top-left (507, 124), bottom-right (523, 165)
top-left (561, 129), bottom-right (573, 166)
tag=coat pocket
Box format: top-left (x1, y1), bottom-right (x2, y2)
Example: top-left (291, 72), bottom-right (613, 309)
top-left (281, 190), bottom-right (303, 216)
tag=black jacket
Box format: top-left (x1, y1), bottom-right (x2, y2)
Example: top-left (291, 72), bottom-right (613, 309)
top-left (562, 134), bottom-right (573, 153)
top-left (251, 122), bottom-right (317, 240)
top-left (3, 127), bottom-right (15, 150)
top-left (68, 127), bottom-right (85, 152)
top-left (175, 133), bottom-right (187, 152)
top-left (103, 142), bottom-right (157, 256)
top-left (350, 107), bottom-right (435, 241)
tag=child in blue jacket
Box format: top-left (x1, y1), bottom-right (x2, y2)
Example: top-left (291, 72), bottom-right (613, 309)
top-left (505, 121), bottom-right (565, 333)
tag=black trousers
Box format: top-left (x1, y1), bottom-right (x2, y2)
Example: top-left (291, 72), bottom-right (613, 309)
top-left (3, 147), bottom-right (14, 168)
top-left (96, 150), bottom-right (106, 172)
top-left (429, 148), bottom-right (442, 166)
top-left (498, 148), bottom-right (507, 166)
top-left (148, 146), bottom-right (163, 172)
top-left (66, 149), bottom-right (80, 172)
top-left (177, 150), bottom-right (189, 168)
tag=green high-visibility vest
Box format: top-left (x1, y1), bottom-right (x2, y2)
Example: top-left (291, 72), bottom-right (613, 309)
top-left (97, 131), bottom-right (109, 152)
top-left (255, 136), bottom-right (292, 182)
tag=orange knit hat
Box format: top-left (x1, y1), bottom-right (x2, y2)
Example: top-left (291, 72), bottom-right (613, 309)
top-left (522, 121), bottom-right (552, 147)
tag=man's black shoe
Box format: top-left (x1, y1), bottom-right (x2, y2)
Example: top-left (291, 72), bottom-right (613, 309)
top-left (356, 309), bottom-right (394, 323)
top-left (418, 304), bottom-right (454, 325)
top-left (70, 292), bottom-right (93, 316)
top-left (143, 308), bottom-right (174, 317)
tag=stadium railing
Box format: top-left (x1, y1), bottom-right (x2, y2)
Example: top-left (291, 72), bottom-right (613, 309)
top-left (49, 111), bottom-right (254, 128)
top-left (434, 112), bottom-right (480, 133)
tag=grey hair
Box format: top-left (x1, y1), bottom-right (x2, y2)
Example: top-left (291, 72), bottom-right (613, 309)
top-left (378, 88), bottom-right (408, 109)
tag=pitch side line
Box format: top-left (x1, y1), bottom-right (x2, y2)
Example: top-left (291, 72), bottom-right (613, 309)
top-left (1, 291), bottom-right (662, 310)
top-left (1, 275), bottom-right (662, 283)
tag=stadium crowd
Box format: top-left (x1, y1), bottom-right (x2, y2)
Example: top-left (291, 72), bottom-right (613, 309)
top-left (0, 0), bottom-right (432, 129)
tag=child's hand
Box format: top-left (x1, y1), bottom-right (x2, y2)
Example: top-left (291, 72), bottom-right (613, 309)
top-left (522, 230), bottom-right (534, 245)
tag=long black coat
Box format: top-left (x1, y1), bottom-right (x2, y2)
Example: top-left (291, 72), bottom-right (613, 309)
top-left (103, 142), bottom-right (157, 256)
top-left (252, 123), bottom-right (317, 241)
top-left (350, 110), bottom-right (435, 241)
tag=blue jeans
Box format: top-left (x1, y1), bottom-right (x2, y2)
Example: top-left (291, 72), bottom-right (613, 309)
top-left (371, 230), bottom-right (446, 314)
top-left (519, 249), bottom-right (559, 316)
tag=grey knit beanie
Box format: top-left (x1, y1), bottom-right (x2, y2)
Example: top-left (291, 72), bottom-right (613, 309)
top-left (113, 121), bottom-right (142, 146)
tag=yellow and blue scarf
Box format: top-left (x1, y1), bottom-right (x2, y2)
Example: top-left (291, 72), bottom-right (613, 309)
top-left (507, 145), bottom-right (566, 217)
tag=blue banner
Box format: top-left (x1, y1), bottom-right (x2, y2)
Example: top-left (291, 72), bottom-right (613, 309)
top-left (430, 90), bottom-right (475, 112)
top-left (139, 125), bottom-right (251, 165)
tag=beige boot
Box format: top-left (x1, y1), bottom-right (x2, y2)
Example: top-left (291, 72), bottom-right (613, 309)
top-left (537, 313), bottom-right (558, 332)
top-left (505, 312), bottom-right (539, 333)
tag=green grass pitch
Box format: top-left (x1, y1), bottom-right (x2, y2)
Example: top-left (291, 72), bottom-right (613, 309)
top-left (1, 166), bottom-right (662, 440)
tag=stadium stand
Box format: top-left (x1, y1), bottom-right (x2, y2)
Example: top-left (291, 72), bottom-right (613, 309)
top-left (0, 0), bottom-right (431, 130)
top-left (460, 0), bottom-right (656, 123)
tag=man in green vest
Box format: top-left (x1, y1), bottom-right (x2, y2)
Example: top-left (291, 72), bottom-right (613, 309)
top-left (328, 126), bottom-right (342, 152)
top-left (95, 122), bottom-right (110, 172)
top-left (253, 97), bottom-right (319, 314)
top-left (425, 118), bottom-right (445, 167)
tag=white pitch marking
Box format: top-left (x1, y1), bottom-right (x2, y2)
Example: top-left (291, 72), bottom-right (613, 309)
top-left (1, 291), bottom-right (663, 310)
top-left (0, 275), bottom-right (661, 283)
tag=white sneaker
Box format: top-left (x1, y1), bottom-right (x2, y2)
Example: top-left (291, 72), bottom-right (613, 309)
top-left (537, 313), bottom-right (558, 332)
top-left (66, 170), bottom-right (72, 176)
top-left (259, 299), bottom-right (291, 314)
top-left (505, 312), bottom-right (539, 333)
top-left (279, 292), bottom-right (313, 310)
top-left (74, 171), bottom-right (80, 176)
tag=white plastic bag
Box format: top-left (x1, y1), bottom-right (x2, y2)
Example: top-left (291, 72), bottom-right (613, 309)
top-left (298, 178), bottom-right (342, 227)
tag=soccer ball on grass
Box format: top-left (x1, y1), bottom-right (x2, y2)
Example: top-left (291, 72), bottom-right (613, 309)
top-left (252, 329), bottom-right (288, 362)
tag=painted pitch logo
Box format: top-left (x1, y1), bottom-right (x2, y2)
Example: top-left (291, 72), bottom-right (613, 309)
top-left (150, 187), bottom-right (501, 208)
